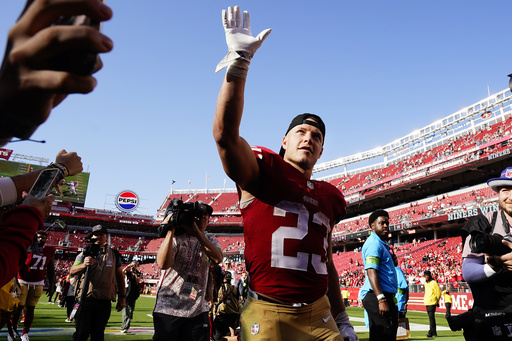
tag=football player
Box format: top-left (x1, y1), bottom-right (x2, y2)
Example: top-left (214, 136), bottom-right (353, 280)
top-left (213, 6), bottom-right (358, 341)
top-left (12, 231), bottom-right (55, 341)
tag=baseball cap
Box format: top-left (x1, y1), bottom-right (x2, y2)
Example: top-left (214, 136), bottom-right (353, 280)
top-left (487, 167), bottom-right (512, 192)
top-left (279, 113), bottom-right (326, 157)
top-left (86, 224), bottom-right (108, 239)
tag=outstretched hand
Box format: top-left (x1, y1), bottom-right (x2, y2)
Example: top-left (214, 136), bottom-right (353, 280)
top-left (216, 5), bottom-right (271, 72)
top-left (0, 0), bottom-right (113, 140)
top-left (222, 6), bottom-right (271, 57)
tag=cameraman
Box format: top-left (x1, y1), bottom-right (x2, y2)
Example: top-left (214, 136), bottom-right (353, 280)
top-left (459, 167), bottom-right (512, 340)
top-left (153, 201), bottom-right (223, 341)
top-left (70, 225), bottom-right (125, 341)
top-left (120, 261), bottom-right (141, 333)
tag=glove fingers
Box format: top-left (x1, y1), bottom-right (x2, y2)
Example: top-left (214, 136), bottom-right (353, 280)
top-left (222, 9), bottom-right (229, 29)
top-left (243, 11), bottom-right (251, 34)
top-left (234, 5), bottom-right (242, 27)
top-left (256, 28), bottom-right (272, 43)
top-left (227, 6), bottom-right (235, 27)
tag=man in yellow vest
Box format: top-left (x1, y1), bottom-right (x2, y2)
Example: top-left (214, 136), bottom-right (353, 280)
top-left (423, 271), bottom-right (441, 338)
top-left (441, 287), bottom-right (452, 318)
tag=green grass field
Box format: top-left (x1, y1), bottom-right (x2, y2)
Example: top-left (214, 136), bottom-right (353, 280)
top-left (3, 296), bottom-right (466, 340)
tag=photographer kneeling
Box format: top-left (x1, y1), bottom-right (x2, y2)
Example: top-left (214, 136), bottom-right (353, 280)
top-left (456, 167), bottom-right (512, 340)
top-left (153, 200), bottom-right (223, 341)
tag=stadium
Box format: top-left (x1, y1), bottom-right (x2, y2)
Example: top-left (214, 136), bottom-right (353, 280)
top-left (1, 87), bottom-right (511, 339)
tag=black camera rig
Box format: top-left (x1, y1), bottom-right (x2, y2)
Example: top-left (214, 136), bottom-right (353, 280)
top-left (158, 198), bottom-right (213, 238)
top-left (469, 230), bottom-right (512, 256)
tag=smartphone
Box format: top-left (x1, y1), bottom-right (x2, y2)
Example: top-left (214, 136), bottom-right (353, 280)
top-left (29, 168), bottom-right (63, 199)
top-left (50, 1), bottom-right (105, 75)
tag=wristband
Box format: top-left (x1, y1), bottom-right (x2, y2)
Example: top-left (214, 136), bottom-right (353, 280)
top-left (376, 293), bottom-right (385, 300)
top-left (48, 162), bottom-right (69, 177)
top-left (226, 58), bottom-right (250, 80)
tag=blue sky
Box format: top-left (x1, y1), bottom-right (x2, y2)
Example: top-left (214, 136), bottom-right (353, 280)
top-left (1, 1), bottom-right (511, 215)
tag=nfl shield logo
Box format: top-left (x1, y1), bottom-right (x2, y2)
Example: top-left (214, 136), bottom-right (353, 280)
top-left (492, 325), bottom-right (503, 336)
top-left (506, 169), bottom-right (512, 179)
top-left (251, 323), bottom-right (260, 335)
top-left (307, 181), bottom-right (314, 190)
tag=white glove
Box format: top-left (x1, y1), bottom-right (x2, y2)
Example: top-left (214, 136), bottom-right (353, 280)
top-left (334, 311), bottom-right (359, 341)
top-left (216, 5), bottom-right (271, 73)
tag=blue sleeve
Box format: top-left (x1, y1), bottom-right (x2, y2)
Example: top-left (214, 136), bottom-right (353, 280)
top-left (363, 238), bottom-right (380, 270)
top-left (462, 255), bottom-right (490, 282)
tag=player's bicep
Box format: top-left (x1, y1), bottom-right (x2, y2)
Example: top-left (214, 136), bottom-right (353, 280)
top-left (216, 136), bottom-right (259, 189)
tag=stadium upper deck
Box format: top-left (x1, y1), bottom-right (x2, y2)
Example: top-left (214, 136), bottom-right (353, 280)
top-left (34, 88), bottom-right (512, 255)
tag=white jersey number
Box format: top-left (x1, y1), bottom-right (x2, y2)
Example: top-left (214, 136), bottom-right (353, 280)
top-left (30, 254), bottom-right (47, 270)
top-left (271, 201), bottom-right (330, 275)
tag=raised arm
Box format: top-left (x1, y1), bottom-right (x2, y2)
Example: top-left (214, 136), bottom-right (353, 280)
top-left (8, 149), bottom-right (83, 203)
top-left (213, 6), bottom-right (271, 190)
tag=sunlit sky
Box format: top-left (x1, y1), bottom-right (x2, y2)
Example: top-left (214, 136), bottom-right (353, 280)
top-left (1, 1), bottom-right (511, 215)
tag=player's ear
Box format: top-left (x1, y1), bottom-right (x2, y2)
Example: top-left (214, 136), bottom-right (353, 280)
top-left (318, 146), bottom-right (323, 159)
top-left (282, 136), bottom-right (288, 152)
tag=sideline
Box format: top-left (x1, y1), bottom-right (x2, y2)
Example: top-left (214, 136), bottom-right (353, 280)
top-left (349, 317), bottom-right (450, 332)
top-left (0, 318), bottom-right (449, 337)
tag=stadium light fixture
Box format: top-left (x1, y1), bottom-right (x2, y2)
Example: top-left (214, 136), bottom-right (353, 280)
top-left (508, 74), bottom-right (512, 92)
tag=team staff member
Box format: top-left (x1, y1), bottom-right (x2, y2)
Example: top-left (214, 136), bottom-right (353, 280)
top-left (423, 271), bottom-right (440, 338)
top-left (359, 210), bottom-right (398, 341)
top-left (460, 167), bottom-right (512, 340)
top-left (395, 262), bottom-right (409, 318)
top-left (213, 6), bottom-right (357, 340)
top-left (441, 287), bottom-right (452, 318)
top-left (70, 225), bottom-right (125, 341)
top-left (11, 231), bottom-right (55, 341)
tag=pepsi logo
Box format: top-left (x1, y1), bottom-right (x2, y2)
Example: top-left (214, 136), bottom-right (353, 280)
top-left (116, 191), bottom-right (139, 212)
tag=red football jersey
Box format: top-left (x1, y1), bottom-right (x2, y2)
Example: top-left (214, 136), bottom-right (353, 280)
top-left (240, 147), bottom-right (346, 303)
top-left (18, 246), bottom-right (55, 283)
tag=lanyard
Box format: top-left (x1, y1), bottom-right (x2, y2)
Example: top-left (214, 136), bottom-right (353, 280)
top-left (502, 210), bottom-right (511, 235)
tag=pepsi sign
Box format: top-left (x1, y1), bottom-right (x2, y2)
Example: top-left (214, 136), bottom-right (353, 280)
top-left (115, 190), bottom-right (139, 212)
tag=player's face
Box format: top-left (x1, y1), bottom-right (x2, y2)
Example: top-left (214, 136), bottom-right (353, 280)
top-left (37, 234), bottom-right (47, 246)
top-left (371, 216), bottom-right (390, 240)
top-left (282, 122), bottom-right (324, 171)
top-left (498, 186), bottom-right (512, 219)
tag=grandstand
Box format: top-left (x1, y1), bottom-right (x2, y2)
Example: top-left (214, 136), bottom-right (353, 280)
top-left (3, 87), bottom-right (510, 302)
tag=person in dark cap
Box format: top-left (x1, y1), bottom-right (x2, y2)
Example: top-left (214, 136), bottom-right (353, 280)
top-left (69, 225), bottom-right (125, 341)
top-left (456, 167), bottom-right (512, 340)
top-left (359, 209), bottom-right (398, 341)
top-left (213, 6), bottom-right (357, 340)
